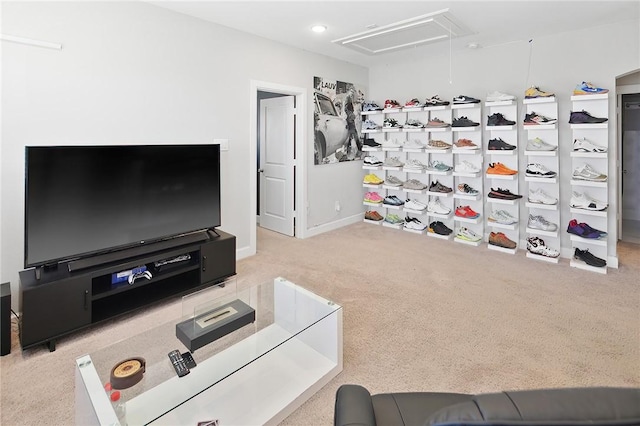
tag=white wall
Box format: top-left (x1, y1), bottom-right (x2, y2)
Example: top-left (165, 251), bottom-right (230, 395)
top-left (368, 19), bottom-right (640, 260)
top-left (0, 1), bottom-right (367, 307)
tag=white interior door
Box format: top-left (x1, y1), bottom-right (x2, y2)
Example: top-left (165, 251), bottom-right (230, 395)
top-left (259, 96), bottom-right (295, 236)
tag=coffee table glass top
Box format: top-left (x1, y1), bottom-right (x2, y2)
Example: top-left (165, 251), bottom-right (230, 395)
top-left (76, 276), bottom-right (341, 425)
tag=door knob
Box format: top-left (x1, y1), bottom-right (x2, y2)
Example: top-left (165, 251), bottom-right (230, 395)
top-left (258, 169), bottom-right (264, 173)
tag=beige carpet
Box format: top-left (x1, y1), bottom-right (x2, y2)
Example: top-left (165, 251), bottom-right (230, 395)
top-left (1, 222), bottom-right (639, 425)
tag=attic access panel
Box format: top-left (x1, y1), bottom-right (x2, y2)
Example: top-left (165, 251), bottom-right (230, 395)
top-left (332, 9), bottom-right (473, 55)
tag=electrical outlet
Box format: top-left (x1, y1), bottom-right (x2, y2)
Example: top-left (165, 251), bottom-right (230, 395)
top-left (335, 201), bottom-right (341, 212)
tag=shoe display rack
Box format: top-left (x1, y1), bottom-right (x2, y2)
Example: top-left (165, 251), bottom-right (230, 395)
top-left (484, 100), bottom-right (518, 254)
top-left (523, 96), bottom-right (560, 263)
top-left (569, 93), bottom-right (609, 274)
top-left (451, 103), bottom-right (484, 246)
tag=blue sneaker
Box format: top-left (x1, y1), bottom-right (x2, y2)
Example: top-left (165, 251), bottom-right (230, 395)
top-left (573, 82), bottom-right (609, 95)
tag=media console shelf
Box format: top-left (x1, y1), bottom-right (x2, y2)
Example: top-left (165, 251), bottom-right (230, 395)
top-left (19, 230), bottom-right (235, 351)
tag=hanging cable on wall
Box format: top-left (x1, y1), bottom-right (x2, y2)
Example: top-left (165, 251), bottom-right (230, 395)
top-left (449, 24), bottom-right (453, 84)
top-left (525, 38), bottom-right (534, 88)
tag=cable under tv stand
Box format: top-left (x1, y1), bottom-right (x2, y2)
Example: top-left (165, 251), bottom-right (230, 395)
top-left (18, 229), bottom-right (236, 352)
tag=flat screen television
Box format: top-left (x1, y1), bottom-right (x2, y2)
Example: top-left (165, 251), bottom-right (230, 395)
top-left (24, 144), bottom-right (221, 269)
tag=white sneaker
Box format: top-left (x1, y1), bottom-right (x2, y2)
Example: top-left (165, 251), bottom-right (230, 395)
top-left (455, 160), bottom-right (480, 173)
top-left (427, 198), bottom-right (451, 215)
top-left (382, 139), bottom-right (402, 148)
top-left (404, 159), bottom-right (426, 170)
top-left (527, 237), bottom-right (560, 258)
top-left (527, 214), bottom-right (558, 232)
top-left (570, 191), bottom-right (608, 211)
top-left (486, 91), bottom-right (516, 102)
top-left (403, 139), bottom-right (425, 149)
top-left (489, 209), bottom-right (517, 224)
top-left (405, 198), bottom-right (427, 211)
top-left (526, 137), bottom-right (557, 151)
top-left (404, 216), bottom-right (427, 231)
top-left (528, 188), bottom-right (558, 205)
top-left (525, 163), bottom-right (557, 178)
top-left (363, 155), bottom-right (383, 166)
top-left (383, 157), bottom-right (404, 167)
top-left (456, 227), bottom-right (482, 242)
top-left (573, 137), bottom-right (607, 153)
top-left (573, 164), bottom-right (607, 181)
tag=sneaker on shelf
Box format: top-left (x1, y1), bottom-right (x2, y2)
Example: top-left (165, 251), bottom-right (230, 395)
top-left (427, 160), bottom-right (453, 172)
top-left (384, 213), bottom-right (404, 225)
top-left (573, 82), bottom-right (609, 96)
top-left (363, 155), bottom-right (383, 166)
top-left (384, 99), bottom-right (402, 110)
top-left (452, 95), bottom-right (481, 104)
top-left (528, 188), bottom-right (558, 205)
top-left (569, 110), bottom-right (608, 124)
top-left (524, 112), bottom-right (558, 125)
top-left (569, 191), bottom-right (608, 211)
top-left (362, 101), bottom-right (383, 112)
top-left (426, 139), bottom-right (452, 150)
top-left (384, 175), bottom-right (404, 187)
top-left (457, 183), bottom-right (479, 195)
top-left (427, 198), bottom-right (451, 215)
top-left (486, 162), bottom-right (517, 175)
top-left (364, 192), bottom-right (383, 203)
top-left (363, 173), bottom-right (383, 185)
top-left (525, 163), bottom-right (557, 178)
top-left (488, 187), bottom-right (522, 200)
top-left (488, 209), bottom-right (517, 225)
top-left (487, 113), bottom-right (516, 126)
top-left (488, 138), bottom-right (516, 150)
top-left (454, 138), bottom-right (479, 150)
top-left (404, 118), bottom-right (425, 128)
top-left (452, 116), bottom-right (480, 127)
top-left (405, 198), bottom-right (427, 211)
top-left (404, 216), bottom-right (427, 231)
top-left (524, 86), bottom-right (555, 99)
top-left (383, 195), bottom-right (404, 206)
top-left (526, 137), bottom-right (557, 151)
top-left (527, 237), bottom-right (560, 258)
top-left (363, 138), bottom-right (381, 148)
top-left (455, 160), bottom-right (480, 174)
top-left (383, 157), bottom-right (405, 168)
top-left (456, 226), bottom-right (482, 242)
top-left (403, 178), bottom-right (428, 190)
top-left (429, 180), bottom-right (452, 193)
top-left (424, 95), bottom-right (450, 106)
top-left (574, 248), bottom-right (606, 267)
top-left (455, 205), bottom-right (480, 219)
top-left (381, 139), bottom-right (402, 149)
top-left (403, 139), bottom-right (426, 150)
top-left (404, 158), bottom-right (426, 171)
top-left (362, 119), bottom-right (381, 131)
top-left (567, 219), bottom-right (607, 239)
top-left (573, 137), bottom-right (607, 153)
top-left (572, 164), bottom-right (607, 182)
top-left (364, 210), bottom-right (384, 221)
top-left (528, 214), bottom-right (558, 232)
top-left (425, 117), bottom-right (451, 128)
top-left (489, 232), bottom-right (516, 249)
top-left (429, 221), bottom-right (453, 235)
top-left (383, 118), bottom-right (402, 128)
top-left (404, 98), bottom-right (424, 108)
top-left (486, 91), bottom-right (516, 102)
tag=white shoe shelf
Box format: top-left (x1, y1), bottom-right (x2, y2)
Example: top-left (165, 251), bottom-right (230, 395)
top-left (522, 96), bottom-right (561, 263)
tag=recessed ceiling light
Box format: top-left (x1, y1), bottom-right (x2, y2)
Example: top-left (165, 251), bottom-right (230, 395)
top-left (467, 42), bottom-right (480, 49)
top-left (311, 25), bottom-right (327, 33)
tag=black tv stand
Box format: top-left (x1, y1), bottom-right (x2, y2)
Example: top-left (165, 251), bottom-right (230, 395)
top-left (19, 230), bottom-right (235, 351)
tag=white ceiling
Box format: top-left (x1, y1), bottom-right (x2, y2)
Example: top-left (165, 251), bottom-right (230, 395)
top-left (149, 0), bottom-right (639, 67)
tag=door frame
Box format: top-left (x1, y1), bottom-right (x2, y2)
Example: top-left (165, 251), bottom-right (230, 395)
top-left (249, 80), bottom-right (308, 255)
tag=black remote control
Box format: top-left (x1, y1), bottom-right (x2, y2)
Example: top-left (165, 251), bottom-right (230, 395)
top-left (168, 349), bottom-right (190, 377)
top-left (182, 351), bottom-right (197, 369)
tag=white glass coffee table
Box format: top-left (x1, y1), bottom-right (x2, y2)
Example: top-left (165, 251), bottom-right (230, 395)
top-left (75, 277), bottom-right (343, 425)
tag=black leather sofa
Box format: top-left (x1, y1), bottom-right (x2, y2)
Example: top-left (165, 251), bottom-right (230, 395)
top-left (334, 384), bottom-right (640, 426)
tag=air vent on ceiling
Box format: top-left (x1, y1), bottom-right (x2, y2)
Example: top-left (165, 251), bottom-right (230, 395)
top-left (332, 9), bottom-right (473, 55)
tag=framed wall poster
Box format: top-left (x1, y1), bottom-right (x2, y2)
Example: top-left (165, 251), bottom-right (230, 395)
top-left (313, 76), bottom-right (366, 165)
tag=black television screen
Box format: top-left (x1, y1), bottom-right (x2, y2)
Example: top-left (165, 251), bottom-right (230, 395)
top-left (25, 144), bottom-right (221, 268)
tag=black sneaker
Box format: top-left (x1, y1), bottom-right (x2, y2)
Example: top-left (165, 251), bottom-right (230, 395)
top-left (429, 221), bottom-right (453, 235)
top-left (488, 187), bottom-right (522, 200)
top-left (363, 138), bottom-right (381, 147)
top-left (574, 248), bottom-right (607, 267)
top-left (487, 113), bottom-right (516, 126)
top-left (488, 138), bottom-right (516, 150)
top-left (569, 110), bottom-right (608, 124)
top-left (429, 180), bottom-right (452, 193)
top-left (452, 116), bottom-right (480, 127)
top-left (452, 95), bottom-right (481, 104)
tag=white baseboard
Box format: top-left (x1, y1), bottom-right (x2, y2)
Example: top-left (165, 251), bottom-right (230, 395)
top-left (303, 214), bottom-right (362, 239)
